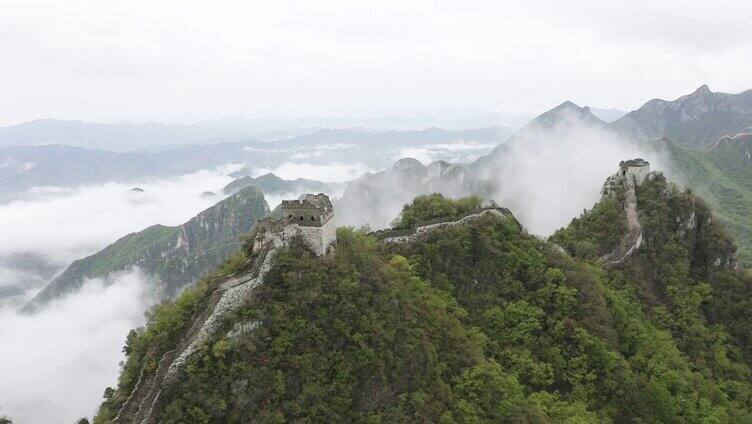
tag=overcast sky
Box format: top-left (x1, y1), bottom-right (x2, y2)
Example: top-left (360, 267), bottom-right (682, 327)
top-left (1, 0), bottom-right (751, 126)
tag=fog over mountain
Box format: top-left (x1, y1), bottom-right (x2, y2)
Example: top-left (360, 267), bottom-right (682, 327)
top-left (4, 0), bottom-right (752, 422)
top-left (0, 126), bottom-right (510, 201)
top-left (4, 83), bottom-right (752, 422)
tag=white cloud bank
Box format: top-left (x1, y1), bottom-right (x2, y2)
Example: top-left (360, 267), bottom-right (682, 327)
top-left (258, 161), bottom-right (374, 183)
top-left (394, 141), bottom-right (497, 164)
top-left (486, 122), bottom-right (668, 236)
top-left (0, 167), bottom-right (238, 311)
top-left (0, 169), bottom-right (234, 265)
top-left (0, 270), bottom-right (152, 423)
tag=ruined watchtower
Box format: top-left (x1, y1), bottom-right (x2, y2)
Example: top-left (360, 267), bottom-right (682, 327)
top-left (281, 193), bottom-right (334, 227)
top-left (602, 158), bottom-right (651, 198)
top-left (248, 193), bottom-right (336, 256)
top-left (619, 158), bottom-right (650, 186)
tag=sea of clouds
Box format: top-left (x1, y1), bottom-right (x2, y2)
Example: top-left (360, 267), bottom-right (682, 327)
top-left (0, 168), bottom-right (239, 423)
top-left (0, 123), bottom-right (678, 422)
top-left (0, 168), bottom-right (236, 307)
top-left (393, 140), bottom-right (497, 165)
top-left (0, 270), bottom-right (152, 423)
top-left (0, 158), bottom-right (370, 422)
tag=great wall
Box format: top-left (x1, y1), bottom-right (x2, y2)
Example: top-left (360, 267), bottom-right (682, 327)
top-left (600, 158), bottom-right (650, 266)
top-left (112, 194), bottom-right (337, 424)
top-left (112, 159), bottom-right (653, 422)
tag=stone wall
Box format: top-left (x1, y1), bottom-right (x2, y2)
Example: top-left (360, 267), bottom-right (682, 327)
top-left (378, 208), bottom-right (516, 244)
top-left (251, 214), bottom-right (336, 256)
top-left (624, 164), bottom-right (650, 185)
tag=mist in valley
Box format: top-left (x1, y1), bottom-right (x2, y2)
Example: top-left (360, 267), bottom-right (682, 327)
top-left (481, 119), bottom-right (672, 236)
top-left (3, 1), bottom-right (751, 421)
top-left (0, 270), bottom-right (153, 423)
top-left (0, 136), bottom-right (508, 422)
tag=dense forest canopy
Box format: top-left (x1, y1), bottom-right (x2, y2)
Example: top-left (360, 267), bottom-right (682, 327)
top-left (392, 193), bottom-right (483, 230)
top-left (96, 182), bottom-right (752, 423)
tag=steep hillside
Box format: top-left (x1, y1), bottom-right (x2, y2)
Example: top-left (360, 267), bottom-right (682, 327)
top-left (95, 174), bottom-right (752, 423)
top-left (24, 186), bottom-right (269, 312)
top-left (468, 92), bottom-right (752, 264)
top-left (653, 135), bottom-right (752, 265)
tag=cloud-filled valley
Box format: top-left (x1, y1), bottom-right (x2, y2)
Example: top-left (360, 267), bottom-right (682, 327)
top-left (0, 270), bottom-right (152, 424)
top-left (2, 83), bottom-right (751, 423)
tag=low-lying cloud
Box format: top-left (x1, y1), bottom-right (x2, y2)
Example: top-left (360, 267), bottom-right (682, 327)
top-left (394, 141), bottom-right (497, 164)
top-left (261, 161), bottom-right (374, 183)
top-left (486, 121), bottom-right (667, 236)
top-left (0, 168), bottom-right (234, 306)
top-left (0, 270), bottom-right (152, 423)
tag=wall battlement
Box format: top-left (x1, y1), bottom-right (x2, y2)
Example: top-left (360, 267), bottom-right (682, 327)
top-left (249, 193), bottom-right (336, 256)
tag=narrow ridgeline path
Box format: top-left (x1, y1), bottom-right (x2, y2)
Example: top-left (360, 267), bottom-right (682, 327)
top-left (602, 174), bottom-right (643, 266)
top-left (377, 207), bottom-right (518, 244)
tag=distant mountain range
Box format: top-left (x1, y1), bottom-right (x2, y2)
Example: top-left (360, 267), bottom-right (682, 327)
top-left (23, 186), bottom-right (269, 312)
top-left (613, 85), bottom-right (752, 148)
top-left (522, 85), bottom-right (752, 149)
top-left (331, 85), bottom-right (752, 265)
top-left (222, 173), bottom-right (337, 196)
top-left (0, 119), bottom-right (249, 151)
top-left (0, 116), bottom-right (521, 151)
top-left (0, 126), bottom-right (512, 200)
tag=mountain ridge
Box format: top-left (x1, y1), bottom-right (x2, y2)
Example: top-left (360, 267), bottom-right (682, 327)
top-left (23, 186), bottom-right (270, 312)
top-left (94, 168), bottom-right (752, 423)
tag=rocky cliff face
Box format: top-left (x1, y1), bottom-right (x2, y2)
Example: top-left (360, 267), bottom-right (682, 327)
top-left (24, 186), bottom-right (270, 312)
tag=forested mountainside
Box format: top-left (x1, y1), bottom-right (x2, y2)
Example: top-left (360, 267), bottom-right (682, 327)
top-left (468, 91), bottom-right (752, 265)
top-left (94, 167), bottom-right (752, 423)
top-left (654, 134), bottom-right (752, 265)
top-left (25, 186), bottom-right (269, 312)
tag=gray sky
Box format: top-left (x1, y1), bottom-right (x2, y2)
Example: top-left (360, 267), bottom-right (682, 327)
top-left (2, 0), bottom-right (751, 126)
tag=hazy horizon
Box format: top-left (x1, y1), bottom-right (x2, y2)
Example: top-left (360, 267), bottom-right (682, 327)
top-left (4, 2), bottom-right (752, 422)
top-left (3, 1), bottom-right (752, 126)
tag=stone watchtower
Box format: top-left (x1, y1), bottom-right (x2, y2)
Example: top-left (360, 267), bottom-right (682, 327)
top-left (602, 158), bottom-right (651, 198)
top-left (281, 193), bottom-right (334, 227)
top-left (618, 158), bottom-right (650, 186)
top-left (249, 193), bottom-right (336, 256)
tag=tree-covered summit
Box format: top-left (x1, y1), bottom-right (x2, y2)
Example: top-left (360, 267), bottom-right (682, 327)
top-left (96, 176), bottom-right (752, 423)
